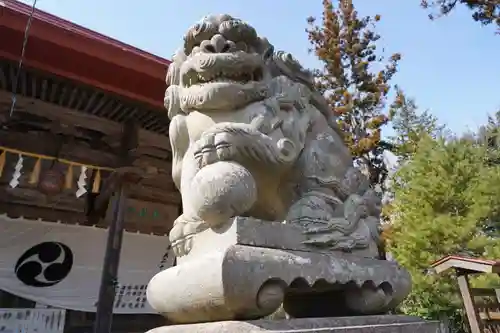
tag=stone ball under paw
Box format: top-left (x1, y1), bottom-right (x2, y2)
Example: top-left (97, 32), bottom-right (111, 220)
top-left (190, 161), bottom-right (257, 227)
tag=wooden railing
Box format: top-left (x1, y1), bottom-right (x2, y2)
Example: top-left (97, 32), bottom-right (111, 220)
top-left (472, 288), bottom-right (500, 333)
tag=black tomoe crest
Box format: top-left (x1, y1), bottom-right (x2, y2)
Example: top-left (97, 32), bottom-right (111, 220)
top-left (15, 242), bottom-right (73, 287)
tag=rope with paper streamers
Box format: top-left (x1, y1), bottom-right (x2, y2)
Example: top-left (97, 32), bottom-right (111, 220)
top-left (0, 146), bottom-right (114, 196)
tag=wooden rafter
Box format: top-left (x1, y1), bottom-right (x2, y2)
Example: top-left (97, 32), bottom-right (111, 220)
top-left (0, 90), bottom-right (171, 151)
top-left (0, 59), bottom-right (170, 135)
top-left (0, 66), bottom-right (6, 89)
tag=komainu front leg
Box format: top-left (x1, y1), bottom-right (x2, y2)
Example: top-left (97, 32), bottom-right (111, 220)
top-left (192, 122), bottom-right (299, 170)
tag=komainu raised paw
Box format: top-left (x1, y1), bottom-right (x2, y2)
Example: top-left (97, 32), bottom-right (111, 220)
top-left (193, 131), bottom-right (236, 169)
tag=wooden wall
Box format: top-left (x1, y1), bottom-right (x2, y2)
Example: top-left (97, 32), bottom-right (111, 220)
top-left (0, 79), bottom-right (180, 235)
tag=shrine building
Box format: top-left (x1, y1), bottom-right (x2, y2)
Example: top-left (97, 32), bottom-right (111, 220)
top-left (0, 1), bottom-right (178, 332)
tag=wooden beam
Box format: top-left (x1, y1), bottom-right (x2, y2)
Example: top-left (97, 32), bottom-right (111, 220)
top-left (87, 120), bottom-right (141, 219)
top-left (75, 90), bottom-right (88, 110)
top-left (21, 70), bottom-right (27, 97)
top-left (133, 155), bottom-right (171, 172)
top-left (0, 130), bottom-right (117, 167)
top-left (0, 90), bottom-right (170, 151)
top-left (135, 145), bottom-right (171, 160)
top-left (59, 86), bottom-right (69, 106)
top-left (94, 119), bottom-right (138, 333)
top-left (94, 185), bottom-right (128, 333)
top-left (0, 201), bottom-right (171, 236)
top-left (457, 272), bottom-right (483, 333)
top-left (90, 166), bottom-right (179, 213)
top-left (479, 311), bottom-right (500, 321)
top-left (471, 288), bottom-right (498, 297)
top-left (31, 73), bottom-right (37, 98)
top-left (0, 187), bottom-right (85, 213)
top-left (139, 173), bottom-right (176, 191)
top-left (91, 96), bottom-right (112, 115)
top-left (128, 183), bottom-right (180, 204)
top-left (49, 82), bottom-right (59, 103)
top-left (116, 106), bottom-right (138, 122)
top-left (83, 91), bottom-right (99, 112)
top-left (109, 104), bottom-right (126, 119)
top-left (0, 65), bottom-right (7, 90)
top-left (68, 87), bottom-right (79, 107)
top-left (8, 64), bottom-right (16, 90)
top-left (97, 197), bottom-right (177, 234)
top-left (40, 79), bottom-right (48, 100)
top-left (0, 202), bottom-right (86, 225)
top-left (91, 166), bottom-right (144, 214)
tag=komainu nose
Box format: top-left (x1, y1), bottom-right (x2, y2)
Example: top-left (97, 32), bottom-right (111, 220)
top-left (200, 34), bottom-right (232, 53)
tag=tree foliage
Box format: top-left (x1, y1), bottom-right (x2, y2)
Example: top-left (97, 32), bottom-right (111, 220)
top-left (458, 111), bottom-right (500, 166)
top-left (388, 88), bottom-right (444, 161)
top-left (307, 0), bottom-right (401, 186)
top-left (386, 136), bottom-right (500, 329)
top-left (477, 111), bottom-right (500, 163)
top-left (421, 0), bottom-right (500, 32)
top-left (380, 89), bottom-right (443, 223)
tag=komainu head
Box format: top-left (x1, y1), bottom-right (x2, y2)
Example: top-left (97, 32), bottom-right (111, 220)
top-left (165, 14), bottom-right (275, 114)
top-left (164, 14), bottom-right (343, 139)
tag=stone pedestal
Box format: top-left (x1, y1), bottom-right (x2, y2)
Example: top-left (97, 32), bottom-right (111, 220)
top-left (147, 218), bottom-right (412, 324)
top-left (147, 315), bottom-right (441, 333)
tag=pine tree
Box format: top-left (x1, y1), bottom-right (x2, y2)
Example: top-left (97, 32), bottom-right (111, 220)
top-left (307, 0), bottom-right (401, 187)
top-left (380, 89), bottom-right (444, 251)
top-left (478, 111), bottom-right (500, 154)
top-left (421, 0), bottom-right (500, 32)
top-left (386, 136), bottom-right (500, 328)
top-left (459, 111), bottom-right (500, 165)
top-left (388, 88), bottom-right (444, 161)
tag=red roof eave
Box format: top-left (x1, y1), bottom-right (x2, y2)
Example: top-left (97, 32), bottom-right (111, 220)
top-left (0, 0), bottom-right (171, 109)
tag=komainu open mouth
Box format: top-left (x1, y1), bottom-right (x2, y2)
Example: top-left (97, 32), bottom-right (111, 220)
top-left (184, 67), bottom-right (263, 87)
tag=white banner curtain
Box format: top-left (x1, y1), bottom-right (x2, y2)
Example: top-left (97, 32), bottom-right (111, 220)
top-left (0, 215), bottom-right (174, 314)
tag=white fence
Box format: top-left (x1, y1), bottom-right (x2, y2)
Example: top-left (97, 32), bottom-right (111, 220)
top-left (0, 308), bottom-right (65, 333)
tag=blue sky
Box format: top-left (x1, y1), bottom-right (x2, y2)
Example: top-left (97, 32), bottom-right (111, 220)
top-left (21, 0), bottom-right (500, 135)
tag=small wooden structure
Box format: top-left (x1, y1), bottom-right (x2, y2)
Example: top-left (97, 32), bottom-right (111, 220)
top-left (432, 255), bottom-right (500, 333)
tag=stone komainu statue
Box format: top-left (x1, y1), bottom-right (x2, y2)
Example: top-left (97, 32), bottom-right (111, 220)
top-left (146, 14), bottom-right (411, 327)
top-left (165, 14), bottom-right (382, 259)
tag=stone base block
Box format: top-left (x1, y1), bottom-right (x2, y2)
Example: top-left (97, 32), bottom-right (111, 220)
top-left (147, 244), bottom-right (411, 324)
top-left (147, 218), bottom-right (412, 324)
top-left (147, 316), bottom-right (441, 333)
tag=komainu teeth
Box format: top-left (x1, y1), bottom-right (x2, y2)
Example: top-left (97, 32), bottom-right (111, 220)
top-left (188, 69), bottom-right (261, 86)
